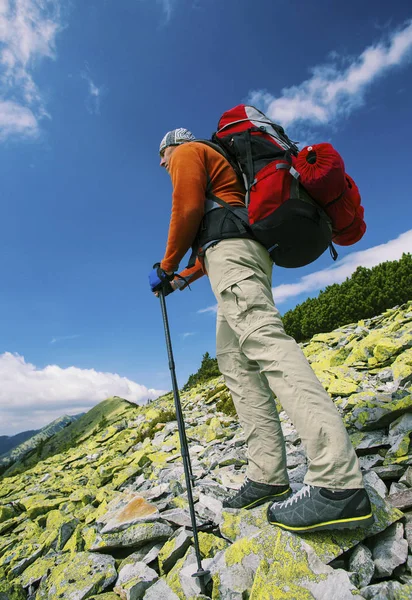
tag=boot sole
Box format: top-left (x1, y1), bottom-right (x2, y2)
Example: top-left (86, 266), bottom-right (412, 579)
top-left (225, 487), bottom-right (292, 510)
top-left (268, 512), bottom-right (374, 532)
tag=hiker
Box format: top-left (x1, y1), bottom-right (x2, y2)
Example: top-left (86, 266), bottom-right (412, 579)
top-left (149, 128), bottom-right (373, 533)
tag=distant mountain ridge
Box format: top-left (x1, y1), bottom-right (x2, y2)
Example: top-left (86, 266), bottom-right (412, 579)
top-left (0, 430), bottom-right (39, 456)
top-left (0, 413), bottom-right (84, 471)
top-left (0, 398), bottom-right (137, 477)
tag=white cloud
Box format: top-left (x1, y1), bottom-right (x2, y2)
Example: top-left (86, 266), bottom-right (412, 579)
top-left (81, 65), bottom-right (105, 115)
top-left (158, 0), bottom-right (175, 21)
top-left (0, 352), bottom-right (166, 435)
top-left (197, 230), bottom-right (412, 313)
top-left (180, 332), bottom-right (195, 339)
top-left (0, 0), bottom-right (61, 139)
top-left (50, 334), bottom-right (81, 344)
top-left (272, 230), bottom-right (412, 304)
top-left (197, 305), bottom-right (217, 315)
top-left (248, 20), bottom-right (412, 134)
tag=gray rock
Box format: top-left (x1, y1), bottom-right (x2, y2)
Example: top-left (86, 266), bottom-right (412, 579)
top-left (114, 561), bottom-right (158, 600)
top-left (298, 552), bottom-right (364, 600)
top-left (389, 413), bottom-right (412, 438)
top-left (399, 466), bottom-right (412, 487)
top-left (362, 470), bottom-right (388, 499)
top-left (158, 467), bottom-right (185, 484)
top-left (8, 544), bottom-right (44, 578)
top-left (360, 580), bottom-right (412, 599)
top-left (36, 552), bottom-right (117, 600)
top-left (388, 488), bottom-right (412, 511)
top-left (179, 559), bottom-right (213, 598)
top-left (159, 508), bottom-right (196, 528)
top-left (372, 464), bottom-right (405, 481)
top-left (359, 454), bottom-right (384, 471)
top-left (118, 543), bottom-right (164, 569)
top-left (90, 522), bottom-right (174, 551)
top-left (141, 578), bottom-right (179, 599)
top-left (286, 447), bottom-right (306, 468)
top-left (355, 430), bottom-right (390, 451)
top-left (139, 484), bottom-right (169, 501)
top-left (389, 482), bottom-right (408, 495)
top-left (404, 513), bottom-right (412, 552)
top-left (195, 493), bottom-right (223, 524)
top-left (287, 463), bottom-right (308, 483)
top-left (377, 368), bottom-right (394, 383)
top-left (372, 522), bottom-right (409, 577)
top-left (348, 543), bottom-right (375, 587)
top-left (158, 528), bottom-right (192, 575)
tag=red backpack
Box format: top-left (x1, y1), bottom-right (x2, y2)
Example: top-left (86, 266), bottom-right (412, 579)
top-left (209, 104), bottom-right (366, 267)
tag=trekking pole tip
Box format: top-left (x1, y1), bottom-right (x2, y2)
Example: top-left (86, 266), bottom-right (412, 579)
top-left (192, 567), bottom-right (211, 579)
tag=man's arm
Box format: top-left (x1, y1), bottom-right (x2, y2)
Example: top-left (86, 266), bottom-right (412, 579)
top-left (160, 144), bottom-right (207, 273)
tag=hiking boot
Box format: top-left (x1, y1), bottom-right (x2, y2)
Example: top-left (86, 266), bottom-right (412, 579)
top-left (267, 485), bottom-right (374, 533)
top-left (223, 479), bottom-right (291, 510)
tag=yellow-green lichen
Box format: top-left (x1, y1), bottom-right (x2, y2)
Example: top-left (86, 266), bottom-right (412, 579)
top-left (198, 532), bottom-right (229, 558)
top-left (249, 558), bottom-right (316, 600)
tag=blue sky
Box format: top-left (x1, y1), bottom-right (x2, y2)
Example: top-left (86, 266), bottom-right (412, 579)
top-left (1, 0), bottom-right (412, 435)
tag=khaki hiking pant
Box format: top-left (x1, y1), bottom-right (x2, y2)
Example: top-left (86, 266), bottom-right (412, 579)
top-left (204, 238), bottom-right (363, 490)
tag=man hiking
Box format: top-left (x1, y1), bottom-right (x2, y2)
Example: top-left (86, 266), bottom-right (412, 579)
top-left (149, 128), bottom-right (373, 533)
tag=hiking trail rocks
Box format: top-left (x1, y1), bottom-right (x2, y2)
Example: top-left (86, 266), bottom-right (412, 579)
top-left (0, 301), bottom-right (411, 598)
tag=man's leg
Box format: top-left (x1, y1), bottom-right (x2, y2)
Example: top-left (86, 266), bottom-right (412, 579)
top-left (216, 309), bottom-right (291, 508)
top-left (205, 239), bottom-right (372, 530)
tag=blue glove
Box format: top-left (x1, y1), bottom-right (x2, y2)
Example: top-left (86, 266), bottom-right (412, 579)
top-left (149, 263), bottom-right (175, 295)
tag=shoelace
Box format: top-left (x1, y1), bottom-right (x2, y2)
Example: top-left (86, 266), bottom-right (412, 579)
top-left (278, 485), bottom-right (312, 508)
top-left (237, 480), bottom-right (250, 496)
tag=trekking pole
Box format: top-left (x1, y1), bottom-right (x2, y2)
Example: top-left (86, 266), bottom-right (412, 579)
top-left (158, 291), bottom-right (210, 593)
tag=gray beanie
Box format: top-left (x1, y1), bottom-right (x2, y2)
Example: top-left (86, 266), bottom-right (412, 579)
top-left (159, 128), bottom-right (196, 154)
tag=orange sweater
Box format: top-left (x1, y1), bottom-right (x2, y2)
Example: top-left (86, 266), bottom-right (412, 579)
top-left (161, 142), bottom-right (245, 284)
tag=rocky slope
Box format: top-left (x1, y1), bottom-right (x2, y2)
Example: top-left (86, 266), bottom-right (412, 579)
top-left (0, 301), bottom-right (411, 599)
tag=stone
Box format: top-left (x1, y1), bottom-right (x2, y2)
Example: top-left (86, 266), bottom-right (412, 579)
top-left (403, 513), bottom-right (412, 552)
top-left (359, 455), bottom-right (384, 471)
top-left (195, 493), bottom-right (223, 524)
top-left (388, 488), bottom-right (412, 511)
top-left (219, 468), bottom-right (246, 490)
top-left (363, 471), bottom-right (388, 499)
top-left (139, 484), bottom-right (169, 501)
top-left (360, 580), bottom-right (412, 599)
top-left (287, 463), bottom-right (308, 483)
top-left (141, 578), bottom-right (179, 599)
top-left (348, 543), bottom-right (375, 587)
top-left (351, 429), bottom-right (390, 452)
top-left (101, 496), bottom-right (159, 533)
top-left (371, 522), bottom-right (409, 578)
top-left (88, 594), bottom-right (120, 600)
top-left (399, 466), bottom-right (412, 487)
top-left (373, 464), bottom-right (405, 480)
top-left (158, 529), bottom-right (192, 575)
top-left (389, 482), bottom-right (408, 495)
top-left (0, 505), bottom-right (16, 523)
top-left (389, 413), bottom-right (412, 439)
top-left (35, 552), bottom-right (117, 599)
top-left (19, 554), bottom-right (65, 590)
top-left (346, 393), bottom-right (412, 431)
top-left (250, 553), bottom-right (361, 600)
top-left (198, 531), bottom-right (229, 558)
top-left (90, 522), bottom-right (174, 551)
top-left (384, 433), bottom-right (412, 465)
top-left (117, 543), bottom-right (163, 570)
top-left (0, 581), bottom-right (26, 600)
top-left (159, 508), bottom-right (195, 528)
top-left (114, 561), bottom-right (158, 600)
